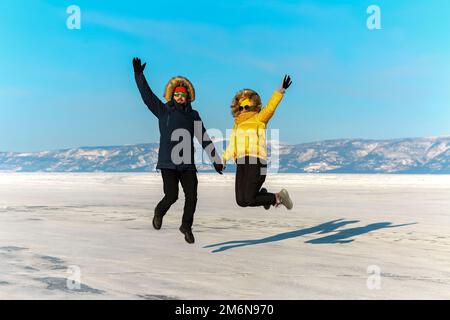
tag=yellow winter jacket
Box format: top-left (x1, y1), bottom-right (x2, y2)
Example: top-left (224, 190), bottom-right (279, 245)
top-left (223, 90), bottom-right (284, 162)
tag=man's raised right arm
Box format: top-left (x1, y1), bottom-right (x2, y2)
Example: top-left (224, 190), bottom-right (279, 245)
top-left (133, 57), bottom-right (165, 118)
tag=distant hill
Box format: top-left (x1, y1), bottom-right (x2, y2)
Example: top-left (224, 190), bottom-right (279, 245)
top-left (1, 137), bottom-right (449, 173)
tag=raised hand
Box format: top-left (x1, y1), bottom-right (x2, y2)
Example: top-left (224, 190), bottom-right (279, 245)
top-left (133, 57), bottom-right (147, 74)
top-left (282, 75), bottom-right (292, 90)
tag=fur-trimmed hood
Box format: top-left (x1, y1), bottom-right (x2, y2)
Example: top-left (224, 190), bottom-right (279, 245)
top-left (230, 89), bottom-right (262, 117)
top-left (164, 76), bottom-right (196, 102)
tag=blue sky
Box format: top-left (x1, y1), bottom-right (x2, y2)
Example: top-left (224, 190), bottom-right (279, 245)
top-left (1, 0), bottom-right (449, 151)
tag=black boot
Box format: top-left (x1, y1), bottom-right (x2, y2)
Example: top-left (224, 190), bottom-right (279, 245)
top-left (260, 188), bottom-right (271, 210)
top-left (152, 208), bottom-right (164, 230)
top-left (179, 225), bottom-right (195, 244)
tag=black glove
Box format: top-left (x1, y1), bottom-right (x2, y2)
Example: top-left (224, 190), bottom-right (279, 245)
top-left (282, 75), bottom-right (292, 90)
top-left (214, 163), bottom-right (224, 175)
top-left (133, 57), bottom-right (147, 74)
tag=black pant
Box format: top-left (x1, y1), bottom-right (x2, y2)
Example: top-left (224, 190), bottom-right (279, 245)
top-left (235, 157), bottom-right (276, 208)
top-left (155, 169), bottom-right (198, 229)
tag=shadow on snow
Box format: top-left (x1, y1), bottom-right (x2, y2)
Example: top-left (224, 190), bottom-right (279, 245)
top-left (203, 219), bottom-right (416, 253)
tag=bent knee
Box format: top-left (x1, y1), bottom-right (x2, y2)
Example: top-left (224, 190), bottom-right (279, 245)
top-left (165, 195), bottom-right (178, 204)
top-left (236, 198), bottom-right (249, 207)
top-left (185, 195), bottom-right (197, 203)
top-left (184, 191), bottom-right (197, 201)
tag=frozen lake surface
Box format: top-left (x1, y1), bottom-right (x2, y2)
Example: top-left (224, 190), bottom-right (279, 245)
top-left (0, 173), bottom-right (449, 299)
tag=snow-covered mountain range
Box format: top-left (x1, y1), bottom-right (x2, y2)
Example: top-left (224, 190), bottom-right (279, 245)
top-left (1, 137), bottom-right (449, 173)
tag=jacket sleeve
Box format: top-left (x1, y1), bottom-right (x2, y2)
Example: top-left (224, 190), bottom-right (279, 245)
top-left (256, 90), bottom-right (284, 124)
top-left (134, 72), bottom-right (165, 118)
top-left (194, 112), bottom-right (222, 165)
top-left (222, 126), bottom-right (236, 163)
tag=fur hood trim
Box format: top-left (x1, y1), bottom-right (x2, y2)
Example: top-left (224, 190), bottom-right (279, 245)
top-left (230, 89), bottom-right (262, 117)
top-left (164, 76), bottom-right (196, 102)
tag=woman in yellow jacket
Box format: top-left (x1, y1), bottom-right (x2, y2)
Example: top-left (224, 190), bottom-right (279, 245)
top-left (223, 75), bottom-right (293, 210)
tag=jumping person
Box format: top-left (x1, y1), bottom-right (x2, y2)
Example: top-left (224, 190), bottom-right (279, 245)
top-left (133, 57), bottom-right (223, 244)
top-left (223, 75), bottom-right (293, 210)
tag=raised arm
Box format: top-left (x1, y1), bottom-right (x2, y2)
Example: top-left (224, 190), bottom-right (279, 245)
top-left (257, 75), bottom-right (292, 124)
top-left (133, 57), bottom-right (165, 118)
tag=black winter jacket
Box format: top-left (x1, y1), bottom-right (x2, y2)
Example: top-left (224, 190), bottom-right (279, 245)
top-left (135, 72), bottom-right (220, 171)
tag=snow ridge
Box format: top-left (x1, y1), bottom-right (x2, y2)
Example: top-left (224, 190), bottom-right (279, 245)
top-left (0, 137), bottom-right (449, 173)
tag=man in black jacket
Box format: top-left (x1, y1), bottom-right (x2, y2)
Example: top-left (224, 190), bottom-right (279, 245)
top-left (133, 57), bottom-right (223, 244)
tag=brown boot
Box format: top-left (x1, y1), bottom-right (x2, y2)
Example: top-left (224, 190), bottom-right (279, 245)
top-left (179, 226), bottom-right (195, 244)
top-left (152, 208), bottom-right (163, 230)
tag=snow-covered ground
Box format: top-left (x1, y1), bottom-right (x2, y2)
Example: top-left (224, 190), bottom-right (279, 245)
top-left (0, 173), bottom-right (449, 299)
